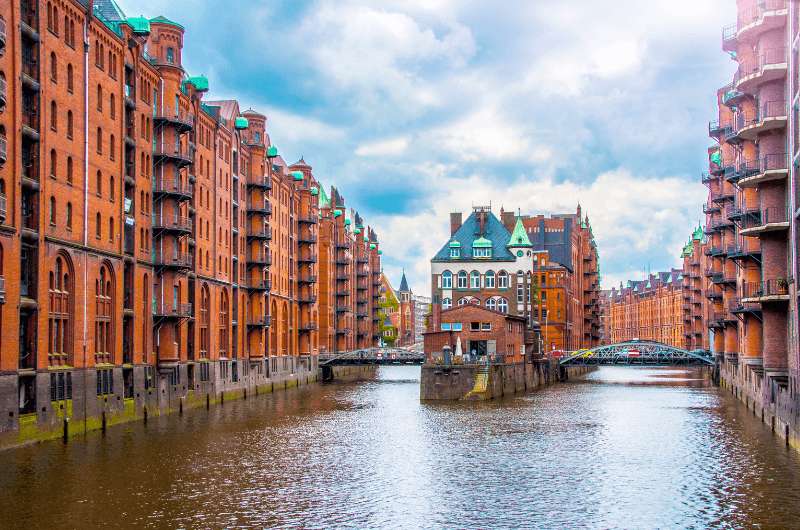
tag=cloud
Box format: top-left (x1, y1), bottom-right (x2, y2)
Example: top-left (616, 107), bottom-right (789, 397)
top-left (355, 137), bottom-right (410, 157)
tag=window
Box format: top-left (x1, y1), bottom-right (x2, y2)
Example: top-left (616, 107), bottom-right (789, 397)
top-left (485, 270), bottom-right (495, 288)
top-left (109, 135), bottom-right (115, 161)
top-left (49, 197), bottom-right (56, 225)
top-left (474, 247), bottom-right (491, 258)
top-left (97, 84), bottom-right (103, 112)
top-left (457, 270), bottom-right (468, 289)
top-left (441, 323), bottom-right (451, 331)
top-left (109, 176), bottom-right (115, 201)
top-left (96, 171), bottom-right (102, 196)
top-left (48, 256), bottom-right (72, 363)
top-left (67, 111), bottom-right (73, 139)
top-left (481, 322), bottom-right (491, 331)
top-left (66, 157), bottom-right (73, 184)
top-left (66, 203), bottom-right (72, 229)
top-left (110, 94), bottom-right (115, 119)
top-left (470, 271), bottom-right (480, 289)
top-left (95, 264), bottom-right (114, 355)
top-left (470, 322), bottom-right (480, 331)
top-left (97, 127), bottom-right (103, 154)
top-left (517, 283), bottom-right (524, 304)
top-left (96, 369), bottom-right (113, 395)
top-left (50, 101), bottom-right (57, 130)
top-left (450, 247), bottom-right (460, 258)
top-left (95, 213), bottom-right (101, 238)
top-left (486, 298), bottom-right (497, 311)
top-left (166, 47), bottom-right (175, 64)
top-left (50, 372), bottom-right (72, 401)
top-left (497, 298), bottom-right (509, 314)
top-left (452, 323), bottom-right (463, 331)
top-left (442, 298), bottom-right (452, 309)
top-left (50, 52), bottom-right (57, 82)
top-left (498, 271), bottom-right (508, 289)
top-left (50, 149), bottom-right (57, 178)
top-left (67, 64), bottom-right (74, 92)
top-left (108, 217), bottom-right (114, 242)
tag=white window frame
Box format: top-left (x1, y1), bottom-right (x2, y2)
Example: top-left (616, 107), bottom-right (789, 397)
top-left (457, 271), bottom-right (468, 289)
top-left (442, 271), bottom-right (452, 289)
top-left (470, 271), bottom-right (480, 289)
top-left (485, 270), bottom-right (495, 288)
top-left (498, 271), bottom-right (508, 289)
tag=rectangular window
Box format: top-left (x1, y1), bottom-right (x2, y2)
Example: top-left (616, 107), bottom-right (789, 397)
top-left (450, 248), bottom-right (460, 258)
top-left (481, 322), bottom-right (491, 331)
top-left (452, 323), bottom-right (463, 331)
top-left (96, 369), bottom-right (113, 395)
top-left (441, 323), bottom-right (451, 331)
top-left (471, 322), bottom-right (480, 331)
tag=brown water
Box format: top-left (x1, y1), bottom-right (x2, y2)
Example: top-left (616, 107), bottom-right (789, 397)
top-left (1, 366), bottom-right (800, 529)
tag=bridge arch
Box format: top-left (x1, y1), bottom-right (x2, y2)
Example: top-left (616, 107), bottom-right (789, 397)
top-left (559, 340), bottom-right (713, 366)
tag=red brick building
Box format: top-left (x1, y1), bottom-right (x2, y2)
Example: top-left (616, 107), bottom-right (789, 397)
top-left (0, 0), bottom-right (381, 445)
top-left (424, 304), bottom-right (526, 364)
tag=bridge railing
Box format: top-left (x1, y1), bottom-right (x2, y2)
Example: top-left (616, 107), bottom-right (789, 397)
top-left (558, 340), bottom-right (714, 366)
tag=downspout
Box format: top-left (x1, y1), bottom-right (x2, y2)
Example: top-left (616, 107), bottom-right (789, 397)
top-left (82, 4), bottom-right (91, 433)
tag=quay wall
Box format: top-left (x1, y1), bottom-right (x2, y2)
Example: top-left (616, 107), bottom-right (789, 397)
top-left (719, 359), bottom-right (800, 451)
top-left (420, 359), bottom-right (593, 401)
top-left (0, 360), bottom-right (375, 451)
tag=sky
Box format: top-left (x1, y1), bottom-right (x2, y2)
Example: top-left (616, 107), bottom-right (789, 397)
top-left (122, 0), bottom-right (736, 295)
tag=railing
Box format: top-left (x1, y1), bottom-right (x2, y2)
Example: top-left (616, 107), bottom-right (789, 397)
top-left (741, 206), bottom-right (788, 229)
top-left (154, 252), bottom-right (193, 268)
top-left (153, 145), bottom-right (192, 164)
top-left (0, 76), bottom-right (6, 106)
top-left (729, 298), bottom-right (761, 314)
top-left (0, 136), bottom-right (6, 165)
top-left (248, 315), bottom-right (271, 327)
top-left (299, 323), bottom-right (318, 331)
top-left (152, 214), bottom-right (192, 232)
top-left (735, 47), bottom-right (787, 84)
top-left (298, 294), bottom-right (317, 304)
top-left (297, 253), bottom-right (317, 263)
top-left (0, 17), bottom-right (6, 46)
top-left (742, 278), bottom-right (791, 299)
top-left (247, 227), bottom-right (271, 239)
top-left (702, 201), bottom-right (719, 214)
top-left (298, 234), bottom-right (317, 244)
top-left (247, 250), bottom-right (271, 266)
top-left (738, 0), bottom-right (786, 29)
top-left (154, 111), bottom-right (194, 129)
top-left (247, 201), bottom-right (271, 215)
top-left (154, 178), bottom-right (192, 197)
top-left (153, 302), bottom-right (193, 318)
top-left (246, 278), bottom-right (271, 290)
top-left (297, 214), bottom-right (318, 224)
top-left (298, 274), bottom-right (317, 283)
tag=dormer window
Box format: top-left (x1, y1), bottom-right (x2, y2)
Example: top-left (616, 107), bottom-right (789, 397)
top-left (474, 247), bottom-right (491, 258)
top-left (450, 247), bottom-right (460, 258)
top-left (472, 236), bottom-right (492, 258)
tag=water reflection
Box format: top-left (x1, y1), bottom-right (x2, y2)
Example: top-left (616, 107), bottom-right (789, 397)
top-left (1, 366), bottom-right (799, 529)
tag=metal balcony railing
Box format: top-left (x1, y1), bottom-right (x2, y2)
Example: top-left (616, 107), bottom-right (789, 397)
top-left (742, 278), bottom-right (791, 299)
top-left (0, 136), bottom-right (6, 166)
top-left (152, 214), bottom-right (192, 232)
top-left (297, 214), bottom-right (318, 224)
top-left (740, 207), bottom-right (788, 230)
top-left (735, 47), bottom-right (787, 85)
top-left (153, 111), bottom-right (194, 131)
top-left (154, 252), bottom-right (193, 269)
top-left (154, 178), bottom-right (192, 198)
top-left (153, 302), bottom-right (193, 318)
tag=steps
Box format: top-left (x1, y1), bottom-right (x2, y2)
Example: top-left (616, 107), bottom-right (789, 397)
top-left (464, 365), bottom-right (489, 399)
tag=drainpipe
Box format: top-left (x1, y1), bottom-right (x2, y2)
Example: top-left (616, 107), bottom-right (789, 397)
top-left (82, 1), bottom-right (92, 434)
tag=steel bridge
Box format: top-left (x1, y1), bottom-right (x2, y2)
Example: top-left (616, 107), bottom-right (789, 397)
top-left (558, 340), bottom-right (714, 366)
top-left (319, 347), bottom-right (426, 366)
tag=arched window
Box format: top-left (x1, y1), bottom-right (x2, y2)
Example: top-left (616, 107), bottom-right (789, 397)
top-left (110, 94), bottom-right (115, 120)
top-left (67, 111), bottom-right (73, 139)
top-left (470, 271), bottom-right (480, 289)
top-left (50, 149), bottom-right (57, 178)
top-left (49, 196), bottom-right (56, 225)
top-left (442, 298), bottom-right (452, 310)
top-left (66, 157), bottom-right (73, 183)
top-left (485, 270), bottom-right (495, 288)
top-left (109, 175), bottom-right (114, 201)
top-left (109, 135), bottom-right (115, 160)
top-left (50, 101), bottom-right (57, 130)
top-left (97, 84), bottom-right (102, 112)
top-left (50, 52), bottom-right (57, 82)
top-left (66, 202), bottom-right (72, 229)
top-left (53, 6), bottom-right (59, 34)
top-left (95, 212), bottom-right (101, 238)
top-left (108, 217), bottom-right (114, 242)
top-left (49, 255), bottom-right (73, 363)
top-left (498, 270), bottom-right (509, 289)
top-left (95, 264), bottom-right (114, 355)
top-left (67, 64), bottom-right (74, 92)
top-left (219, 289), bottom-right (229, 357)
top-left (47, 2), bottom-right (53, 31)
top-left (142, 274), bottom-right (150, 357)
top-left (457, 270), bottom-right (468, 289)
top-left (97, 127), bottom-right (102, 153)
top-left (486, 298), bottom-right (497, 311)
top-left (497, 298), bottom-right (509, 314)
top-left (200, 284), bottom-right (210, 359)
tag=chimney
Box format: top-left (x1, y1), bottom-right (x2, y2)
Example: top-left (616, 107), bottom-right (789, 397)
top-left (477, 210), bottom-right (486, 236)
top-left (450, 212), bottom-right (462, 236)
top-left (501, 210), bottom-right (515, 229)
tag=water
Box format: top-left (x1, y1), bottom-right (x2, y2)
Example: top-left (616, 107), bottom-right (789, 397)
top-left (2, 366), bottom-right (800, 529)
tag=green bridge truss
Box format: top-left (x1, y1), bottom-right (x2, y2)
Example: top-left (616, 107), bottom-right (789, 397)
top-left (559, 340), bottom-right (714, 366)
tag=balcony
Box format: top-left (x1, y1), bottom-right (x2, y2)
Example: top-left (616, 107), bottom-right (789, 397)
top-left (727, 158), bottom-right (760, 184)
top-left (702, 201), bottom-right (720, 215)
top-left (298, 214), bottom-right (318, 225)
top-left (710, 189), bottom-right (735, 204)
top-left (153, 145), bottom-right (193, 168)
top-left (706, 290), bottom-right (722, 301)
top-left (153, 112), bottom-right (194, 133)
top-left (298, 294), bottom-right (317, 304)
top-left (153, 302), bottom-right (193, 319)
top-left (735, 1), bottom-right (788, 44)
top-left (154, 252), bottom-right (193, 270)
top-left (246, 278), bottom-right (271, 292)
top-left (710, 272), bottom-right (736, 285)
top-left (737, 153), bottom-right (788, 188)
top-left (336, 289), bottom-right (349, 297)
top-left (154, 178), bottom-right (192, 200)
top-left (247, 315), bottom-right (271, 328)
top-left (152, 214), bottom-right (192, 234)
top-left (298, 234), bottom-right (317, 244)
top-left (246, 178), bottom-right (271, 190)
top-left (729, 298), bottom-right (761, 315)
top-left (709, 312), bottom-right (726, 329)
top-left (335, 242), bottom-right (349, 250)
top-left (124, 84), bottom-right (136, 108)
top-left (726, 241), bottom-right (760, 261)
top-left (737, 100), bottom-right (787, 141)
top-left (739, 207), bottom-right (789, 236)
top-left (701, 172), bottom-right (717, 185)
top-left (247, 201), bottom-right (272, 216)
top-left (335, 327), bottom-right (352, 335)
top-left (299, 322), bottom-right (318, 332)
top-left (298, 274), bottom-right (317, 284)
top-left (297, 254), bottom-right (317, 264)
top-left (247, 250), bottom-right (271, 267)
top-left (0, 135), bottom-right (6, 166)
top-left (335, 257), bottom-right (348, 266)
top-left (721, 83), bottom-right (746, 107)
top-left (0, 17), bottom-right (5, 53)
top-left (741, 278), bottom-right (791, 303)
top-left (356, 256), bottom-right (368, 264)
top-left (336, 274), bottom-right (349, 282)
top-left (246, 227), bottom-right (271, 241)
top-left (704, 246), bottom-right (727, 257)
top-left (734, 47), bottom-right (787, 94)
top-left (708, 120), bottom-right (732, 139)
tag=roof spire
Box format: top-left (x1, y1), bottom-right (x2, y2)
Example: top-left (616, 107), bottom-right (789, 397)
top-left (507, 215), bottom-right (532, 248)
top-left (399, 269), bottom-right (410, 292)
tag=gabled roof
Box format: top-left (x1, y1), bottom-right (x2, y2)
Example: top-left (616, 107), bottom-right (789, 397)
top-left (318, 186), bottom-right (331, 209)
top-left (150, 15), bottom-right (184, 29)
top-left (432, 211), bottom-right (515, 262)
top-left (508, 216), bottom-right (532, 247)
top-left (439, 303), bottom-right (526, 321)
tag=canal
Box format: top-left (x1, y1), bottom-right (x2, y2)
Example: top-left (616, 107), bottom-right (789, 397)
top-left (2, 366), bottom-right (800, 528)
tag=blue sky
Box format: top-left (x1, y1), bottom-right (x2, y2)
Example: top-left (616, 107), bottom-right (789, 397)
top-left (123, 0), bottom-right (736, 294)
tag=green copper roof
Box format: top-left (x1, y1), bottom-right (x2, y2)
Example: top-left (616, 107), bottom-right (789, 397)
top-left (377, 250), bottom-right (383, 255)
top-left (354, 228), bottom-right (361, 234)
top-left (449, 240), bottom-right (462, 248)
top-left (473, 236), bottom-right (492, 248)
top-left (185, 75), bottom-right (208, 92)
top-left (692, 225), bottom-right (703, 241)
top-left (364, 235), bottom-right (369, 242)
top-left (290, 171), bottom-right (304, 181)
top-left (344, 218), bottom-right (351, 226)
top-left (234, 117), bottom-right (249, 130)
top-left (310, 187), bottom-right (319, 196)
top-left (507, 217), bottom-right (532, 247)
top-left (333, 209), bottom-right (342, 218)
top-left (710, 149), bottom-right (722, 166)
top-left (127, 16), bottom-right (151, 35)
top-left (681, 241), bottom-right (693, 258)
top-left (318, 186), bottom-right (331, 209)
top-left (150, 15), bottom-right (184, 29)
top-left (370, 244), bottom-right (377, 250)
top-left (267, 146), bottom-right (278, 158)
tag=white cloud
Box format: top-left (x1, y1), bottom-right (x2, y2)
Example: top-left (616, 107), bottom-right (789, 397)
top-left (355, 137), bottom-right (410, 157)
